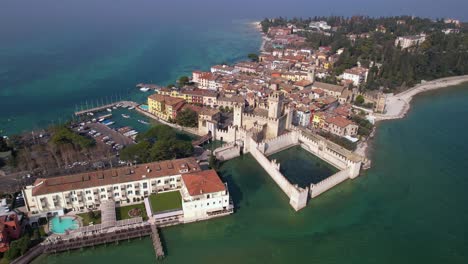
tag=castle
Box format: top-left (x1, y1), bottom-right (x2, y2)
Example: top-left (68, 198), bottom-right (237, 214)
top-left (198, 89), bottom-right (293, 143)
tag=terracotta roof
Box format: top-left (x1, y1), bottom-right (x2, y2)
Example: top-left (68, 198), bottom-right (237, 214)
top-left (182, 170), bottom-right (226, 196)
top-left (148, 94), bottom-right (186, 107)
top-left (31, 158), bottom-right (201, 196)
top-left (326, 116), bottom-right (355, 128)
top-left (313, 82), bottom-right (345, 93)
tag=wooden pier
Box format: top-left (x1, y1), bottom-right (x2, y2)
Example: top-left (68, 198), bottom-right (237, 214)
top-left (74, 101), bottom-right (138, 116)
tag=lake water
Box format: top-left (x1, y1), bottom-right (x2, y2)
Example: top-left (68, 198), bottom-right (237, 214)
top-left (34, 84), bottom-right (468, 264)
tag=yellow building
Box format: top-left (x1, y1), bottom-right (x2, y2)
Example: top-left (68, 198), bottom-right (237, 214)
top-left (148, 94), bottom-right (186, 121)
top-left (312, 112), bottom-right (327, 128)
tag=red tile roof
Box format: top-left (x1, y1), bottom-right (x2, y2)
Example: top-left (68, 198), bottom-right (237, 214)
top-left (182, 170), bottom-right (226, 196)
top-left (32, 158), bottom-right (201, 196)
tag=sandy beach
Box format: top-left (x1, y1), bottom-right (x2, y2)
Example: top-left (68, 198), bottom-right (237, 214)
top-left (375, 75), bottom-right (468, 121)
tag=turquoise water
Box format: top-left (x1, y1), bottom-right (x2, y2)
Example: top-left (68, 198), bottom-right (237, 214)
top-left (35, 84), bottom-right (468, 263)
top-left (0, 19), bottom-right (261, 135)
top-left (50, 216), bottom-right (80, 234)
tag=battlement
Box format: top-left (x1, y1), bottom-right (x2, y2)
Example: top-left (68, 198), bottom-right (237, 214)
top-left (242, 112), bottom-right (278, 122)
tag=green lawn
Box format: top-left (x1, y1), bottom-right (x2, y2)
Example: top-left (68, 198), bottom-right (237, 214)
top-left (115, 203), bottom-right (148, 221)
top-left (149, 191), bottom-right (182, 214)
top-left (77, 211), bottom-right (102, 226)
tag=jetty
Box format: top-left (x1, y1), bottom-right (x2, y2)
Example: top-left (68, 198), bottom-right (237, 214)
top-left (74, 101), bottom-right (138, 116)
top-left (12, 201), bottom-right (165, 263)
top-left (150, 223), bottom-right (165, 259)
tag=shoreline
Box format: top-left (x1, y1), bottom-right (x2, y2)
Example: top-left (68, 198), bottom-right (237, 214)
top-left (359, 75), bottom-right (468, 165)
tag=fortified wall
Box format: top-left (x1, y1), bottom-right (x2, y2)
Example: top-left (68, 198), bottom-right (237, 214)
top-left (211, 124), bottom-right (364, 212)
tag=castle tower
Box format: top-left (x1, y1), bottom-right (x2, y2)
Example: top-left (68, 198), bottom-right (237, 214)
top-left (233, 103), bottom-right (243, 127)
top-left (308, 66), bottom-right (316, 82)
top-left (285, 104), bottom-right (294, 130)
top-left (268, 91), bottom-right (284, 119)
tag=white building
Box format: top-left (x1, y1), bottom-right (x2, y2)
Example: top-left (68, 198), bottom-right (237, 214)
top-left (210, 65), bottom-right (239, 75)
top-left (22, 158), bottom-right (201, 214)
top-left (294, 107), bottom-right (311, 127)
top-left (343, 67), bottom-right (369, 87)
top-left (309, 21), bottom-right (331, 31)
top-left (394, 34), bottom-right (426, 49)
top-left (180, 170), bottom-right (232, 222)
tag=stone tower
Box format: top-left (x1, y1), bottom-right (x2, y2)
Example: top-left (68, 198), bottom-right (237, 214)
top-left (233, 103), bottom-right (243, 127)
top-left (268, 91), bottom-right (284, 119)
top-left (308, 66), bottom-right (316, 82)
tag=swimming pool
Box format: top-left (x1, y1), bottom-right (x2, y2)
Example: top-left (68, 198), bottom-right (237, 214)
top-left (50, 216), bottom-right (80, 234)
top-left (139, 104), bottom-right (149, 111)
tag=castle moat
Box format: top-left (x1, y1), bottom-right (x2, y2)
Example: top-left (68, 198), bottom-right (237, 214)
top-left (269, 145), bottom-right (338, 188)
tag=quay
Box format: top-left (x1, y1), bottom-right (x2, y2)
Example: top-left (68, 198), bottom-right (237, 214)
top-left (12, 201), bottom-right (165, 263)
top-left (74, 101), bottom-right (138, 116)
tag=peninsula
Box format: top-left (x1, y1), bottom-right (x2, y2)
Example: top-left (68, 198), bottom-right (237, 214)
top-left (0, 15), bottom-right (467, 264)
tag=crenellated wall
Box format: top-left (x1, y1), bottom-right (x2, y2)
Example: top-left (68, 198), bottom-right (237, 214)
top-left (249, 139), bottom-right (309, 211)
top-left (310, 168), bottom-right (350, 198)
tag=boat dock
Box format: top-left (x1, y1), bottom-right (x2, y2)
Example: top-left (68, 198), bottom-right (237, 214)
top-left (74, 101), bottom-right (138, 116)
top-left (150, 223), bottom-right (165, 259)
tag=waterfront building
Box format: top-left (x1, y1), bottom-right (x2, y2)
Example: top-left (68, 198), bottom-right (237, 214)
top-left (22, 158), bottom-right (201, 214)
top-left (312, 82), bottom-right (345, 99)
top-left (323, 116), bottom-right (358, 137)
top-left (0, 214), bottom-right (21, 253)
top-left (294, 107), bottom-right (311, 127)
top-left (180, 170), bottom-right (232, 222)
top-left (309, 21), bottom-right (331, 31)
top-left (148, 94), bottom-right (186, 121)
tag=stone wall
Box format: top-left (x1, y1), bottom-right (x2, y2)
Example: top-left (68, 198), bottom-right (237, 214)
top-left (310, 168), bottom-right (350, 198)
top-left (249, 139), bottom-right (308, 211)
top-left (214, 142), bottom-right (242, 161)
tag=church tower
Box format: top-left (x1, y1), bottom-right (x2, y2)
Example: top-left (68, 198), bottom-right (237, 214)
top-left (268, 91), bottom-right (284, 119)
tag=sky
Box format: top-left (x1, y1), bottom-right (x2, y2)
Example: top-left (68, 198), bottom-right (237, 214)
top-left (1, 0), bottom-right (467, 23)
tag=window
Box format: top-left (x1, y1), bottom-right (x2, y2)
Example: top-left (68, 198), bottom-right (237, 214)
top-left (127, 184), bottom-right (132, 188)
top-left (101, 195), bottom-right (106, 198)
top-left (85, 190), bottom-right (91, 194)
top-left (142, 183), bottom-right (148, 188)
top-left (114, 193), bottom-right (120, 197)
top-left (157, 180), bottom-right (161, 184)
top-left (87, 197), bottom-right (92, 201)
top-left (114, 186), bottom-right (119, 190)
top-left (207, 194), bottom-right (210, 198)
top-left (100, 188), bottom-right (105, 192)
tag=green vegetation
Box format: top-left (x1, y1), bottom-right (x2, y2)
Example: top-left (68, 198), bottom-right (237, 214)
top-left (51, 125), bottom-right (94, 149)
top-left (2, 234), bottom-right (31, 262)
top-left (175, 109), bottom-right (198, 127)
top-left (354, 95), bottom-right (365, 105)
top-left (178, 76), bottom-right (190, 86)
top-left (115, 203), bottom-right (147, 221)
top-left (247, 53), bottom-right (259, 62)
top-left (149, 191), bottom-right (182, 213)
top-left (77, 211), bottom-right (102, 226)
top-left (318, 131), bottom-right (357, 151)
top-left (120, 124), bottom-right (193, 163)
top-left (0, 137), bottom-right (10, 152)
top-left (262, 16), bottom-right (468, 91)
top-left (351, 115), bottom-right (374, 137)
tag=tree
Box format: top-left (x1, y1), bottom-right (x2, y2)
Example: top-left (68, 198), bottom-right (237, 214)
top-left (175, 109), bottom-right (198, 127)
top-left (354, 95), bottom-right (365, 105)
top-left (247, 53), bottom-right (259, 62)
top-left (119, 141), bottom-right (151, 163)
top-left (0, 137), bottom-right (9, 152)
top-left (178, 76), bottom-right (190, 86)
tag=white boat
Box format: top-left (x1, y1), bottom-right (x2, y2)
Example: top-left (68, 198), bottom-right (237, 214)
top-left (122, 114), bottom-right (130, 119)
top-left (105, 121), bottom-right (115, 126)
top-left (138, 120), bottom-right (150, 125)
top-left (87, 112), bottom-right (94, 116)
top-left (140, 87), bottom-right (150, 92)
top-left (98, 118), bottom-right (105, 122)
top-left (106, 108), bottom-right (112, 112)
top-left (112, 106), bottom-right (117, 110)
top-left (128, 106), bottom-right (135, 110)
